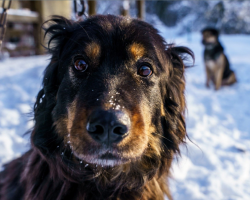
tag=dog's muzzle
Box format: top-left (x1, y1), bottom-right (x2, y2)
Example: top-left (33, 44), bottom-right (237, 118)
top-left (86, 109), bottom-right (130, 146)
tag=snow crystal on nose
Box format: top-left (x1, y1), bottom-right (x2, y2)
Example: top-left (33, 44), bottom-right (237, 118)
top-left (108, 92), bottom-right (124, 110)
top-left (115, 105), bottom-right (121, 110)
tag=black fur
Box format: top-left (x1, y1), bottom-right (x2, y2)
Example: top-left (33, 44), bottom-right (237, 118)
top-left (0, 15), bottom-right (194, 200)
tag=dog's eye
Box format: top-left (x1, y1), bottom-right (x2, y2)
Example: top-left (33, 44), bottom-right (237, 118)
top-left (74, 60), bottom-right (88, 72)
top-left (138, 65), bottom-right (153, 77)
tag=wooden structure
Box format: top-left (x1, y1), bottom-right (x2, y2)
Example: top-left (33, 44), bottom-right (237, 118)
top-left (1, 0), bottom-right (146, 57)
top-left (88, 1), bottom-right (96, 16)
top-left (87, 0), bottom-right (145, 19)
top-left (1, 1), bottom-right (71, 57)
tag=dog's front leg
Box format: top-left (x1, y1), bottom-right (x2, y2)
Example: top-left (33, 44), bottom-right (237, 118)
top-left (205, 66), bottom-right (211, 88)
top-left (214, 64), bottom-right (224, 90)
top-left (214, 54), bottom-right (226, 90)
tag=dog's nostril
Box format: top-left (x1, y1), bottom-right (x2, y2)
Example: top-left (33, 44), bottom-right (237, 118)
top-left (87, 123), bottom-right (104, 134)
top-left (113, 126), bottom-right (127, 135)
top-left (93, 125), bottom-right (104, 134)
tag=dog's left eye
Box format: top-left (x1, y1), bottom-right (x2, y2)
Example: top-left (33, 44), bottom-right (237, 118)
top-left (138, 65), bottom-right (153, 77)
top-left (74, 59), bottom-right (88, 72)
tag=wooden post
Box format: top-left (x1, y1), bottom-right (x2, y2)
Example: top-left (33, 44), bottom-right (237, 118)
top-left (88, 1), bottom-right (96, 16)
top-left (137, 0), bottom-right (145, 20)
top-left (121, 0), bottom-right (130, 17)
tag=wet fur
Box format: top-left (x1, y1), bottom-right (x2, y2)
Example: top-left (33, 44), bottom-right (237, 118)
top-left (202, 27), bottom-right (236, 90)
top-left (0, 15), bottom-right (194, 200)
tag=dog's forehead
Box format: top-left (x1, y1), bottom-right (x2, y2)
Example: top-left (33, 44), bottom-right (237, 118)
top-left (83, 41), bottom-right (146, 62)
top-left (78, 16), bottom-right (164, 61)
top-left (203, 31), bottom-right (216, 37)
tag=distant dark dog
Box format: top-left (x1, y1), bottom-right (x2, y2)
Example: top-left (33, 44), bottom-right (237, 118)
top-left (0, 15), bottom-right (193, 200)
top-left (201, 27), bottom-right (236, 90)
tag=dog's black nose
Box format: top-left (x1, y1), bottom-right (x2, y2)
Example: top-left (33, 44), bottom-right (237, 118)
top-left (86, 109), bottom-right (130, 145)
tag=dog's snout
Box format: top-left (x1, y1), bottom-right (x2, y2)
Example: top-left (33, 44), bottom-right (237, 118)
top-left (86, 109), bottom-right (130, 145)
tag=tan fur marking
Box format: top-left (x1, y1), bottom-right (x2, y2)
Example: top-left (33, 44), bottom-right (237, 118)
top-left (129, 43), bottom-right (145, 61)
top-left (205, 53), bottom-right (226, 90)
top-left (85, 42), bottom-right (101, 61)
top-left (205, 35), bottom-right (217, 43)
top-left (67, 99), bottom-right (77, 133)
top-left (214, 54), bottom-right (226, 90)
top-left (53, 117), bottom-right (67, 138)
top-left (53, 98), bottom-right (78, 141)
top-left (161, 103), bottom-right (165, 116)
top-left (202, 31), bottom-right (218, 43)
top-left (117, 107), bottom-right (148, 158)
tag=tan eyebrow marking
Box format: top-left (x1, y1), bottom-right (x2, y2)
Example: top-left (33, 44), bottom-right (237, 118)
top-left (129, 43), bottom-right (145, 61)
top-left (85, 42), bottom-right (101, 61)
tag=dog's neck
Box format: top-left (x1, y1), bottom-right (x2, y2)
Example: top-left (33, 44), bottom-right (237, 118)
top-left (20, 148), bottom-right (169, 200)
top-left (204, 42), bottom-right (219, 50)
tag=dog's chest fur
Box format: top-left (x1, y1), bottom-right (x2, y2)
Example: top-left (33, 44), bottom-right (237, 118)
top-left (204, 42), bottom-right (225, 70)
top-left (204, 42), bottom-right (224, 62)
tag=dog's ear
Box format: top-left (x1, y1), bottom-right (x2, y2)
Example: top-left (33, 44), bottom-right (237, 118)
top-left (165, 45), bottom-right (194, 111)
top-left (34, 16), bottom-right (74, 117)
top-left (32, 16), bottom-right (74, 155)
top-left (43, 15), bottom-right (74, 57)
top-left (161, 46), bottom-right (194, 154)
top-left (32, 57), bottom-right (63, 156)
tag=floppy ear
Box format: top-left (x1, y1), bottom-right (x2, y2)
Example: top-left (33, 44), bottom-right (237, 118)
top-left (32, 16), bottom-right (74, 156)
top-left (35, 16), bottom-right (74, 113)
top-left (161, 46), bottom-right (194, 155)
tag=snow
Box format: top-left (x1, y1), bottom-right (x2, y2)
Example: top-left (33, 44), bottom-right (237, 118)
top-left (0, 30), bottom-right (250, 199)
top-left (0, 55), bottom-right (50, 166)
top-left (164, 33), bottom-right (250, 199)
top-left (0, 8), bottom-right (38, 17)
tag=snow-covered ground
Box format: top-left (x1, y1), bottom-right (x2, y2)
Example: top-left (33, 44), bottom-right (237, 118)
top-left (0, 30), bottom-right (250, 199)
top-left (166, 34), bottom-right (250, 199)
top-left (0, 56), bottom-right (50, 166)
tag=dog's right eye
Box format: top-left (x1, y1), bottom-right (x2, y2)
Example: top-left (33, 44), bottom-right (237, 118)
top-left (138, 65), bottom-right (153, 77)
top-left (74, 59), bottom-right (88, 72)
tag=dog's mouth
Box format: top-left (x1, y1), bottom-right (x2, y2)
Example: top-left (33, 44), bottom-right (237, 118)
top-left (99, 152), bottom-right (119, 160)
top-left (72, 148), bottom-right (133, 167)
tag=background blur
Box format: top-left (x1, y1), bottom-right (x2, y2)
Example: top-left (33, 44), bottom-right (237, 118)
top-left (0, 1), bottom-right (250, 200)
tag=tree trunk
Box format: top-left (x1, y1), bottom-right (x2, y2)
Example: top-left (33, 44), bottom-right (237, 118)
top-left (137, 0), bottom-right (145, 20)
top-left (88, 1), bottom-right (96, 16)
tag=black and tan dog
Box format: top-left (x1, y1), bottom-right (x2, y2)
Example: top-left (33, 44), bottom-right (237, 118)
top-left (202, 27), bottom-right (236, 90)
top-left (0, 15), bottom-right (194, 200)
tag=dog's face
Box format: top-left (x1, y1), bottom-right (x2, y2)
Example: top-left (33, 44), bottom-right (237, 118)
top-left (202, 30), bottom-right (218, 45)
top-left (34, 15), bottom-right (193, 170)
